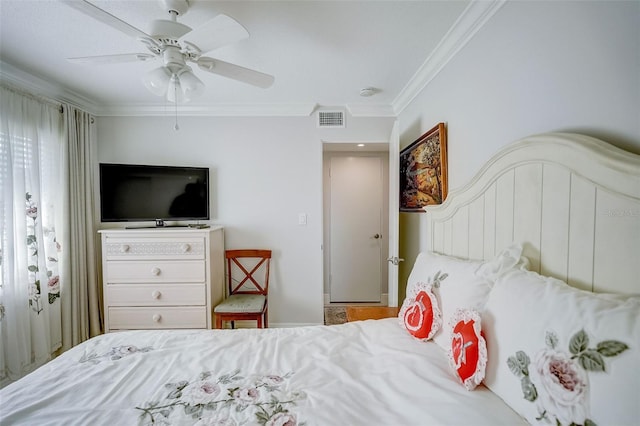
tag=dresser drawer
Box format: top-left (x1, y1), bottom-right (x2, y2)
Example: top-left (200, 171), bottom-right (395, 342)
top-left (106, 283), bottom-right (206, 306)
top-left (105, 260), bottom-right (205, 283)
top-left (108, 306), bottom-right (207, 329)
top-left (103, 237), bottom-right (206, 260)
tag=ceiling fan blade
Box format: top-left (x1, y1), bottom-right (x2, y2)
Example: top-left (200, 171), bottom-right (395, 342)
top-left (61, 0), bottom-right (149, 39)
top-left (68, 53), bottom-right (156, 64)
top-left (181, 14), bottom-right (249, 54)
top-left (197, 57), bottom-right (274, 89)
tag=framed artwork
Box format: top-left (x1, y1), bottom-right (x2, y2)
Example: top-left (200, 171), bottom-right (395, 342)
top-left (399, 123), bottom-right (448, 212)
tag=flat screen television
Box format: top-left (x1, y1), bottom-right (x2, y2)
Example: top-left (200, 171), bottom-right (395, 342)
top-left (99, 163), bottom-right (209, 225)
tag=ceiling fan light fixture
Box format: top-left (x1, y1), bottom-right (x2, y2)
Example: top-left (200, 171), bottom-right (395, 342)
top-left (179, 68), bottom-right (205, 101)
top-left (144, 66), bottom-right (172, 96)
top-left (167, 74), bottom-right (182, 103)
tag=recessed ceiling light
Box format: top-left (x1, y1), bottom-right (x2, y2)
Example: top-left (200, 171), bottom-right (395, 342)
top-left (357, 143), bottom-right (365, 147)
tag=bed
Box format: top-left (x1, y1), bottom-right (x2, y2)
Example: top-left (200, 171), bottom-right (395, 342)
top-left (1, 133), bottom-right (638, 426)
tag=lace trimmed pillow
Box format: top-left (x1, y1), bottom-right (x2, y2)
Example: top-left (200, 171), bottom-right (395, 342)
top-left (447, 308), bottom-right (487, 391)
top-left (398, 281), bottom-right (442, 341)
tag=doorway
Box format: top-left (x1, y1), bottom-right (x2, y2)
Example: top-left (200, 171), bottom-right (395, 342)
top-left (322, 146), bottom-right (389, 304)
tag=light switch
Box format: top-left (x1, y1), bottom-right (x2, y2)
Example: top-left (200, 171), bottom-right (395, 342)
top-left (298, 213), bottom-right (307, 226)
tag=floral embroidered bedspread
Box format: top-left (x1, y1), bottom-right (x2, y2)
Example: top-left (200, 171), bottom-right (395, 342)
top-left (0, 320), bottom-right (525, 425)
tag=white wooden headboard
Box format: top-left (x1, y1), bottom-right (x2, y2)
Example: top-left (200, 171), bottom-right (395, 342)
top-left (424, 133), bottom-right (640, 295)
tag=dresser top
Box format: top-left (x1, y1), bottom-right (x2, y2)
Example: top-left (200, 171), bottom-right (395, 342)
top-left (99, 225), bottom-right (223, 234)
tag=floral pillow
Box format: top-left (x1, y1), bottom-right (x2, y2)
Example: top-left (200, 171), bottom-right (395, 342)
top-left (482, 268), bottom-right (640, 426)
top-left (447, 309), bottom-right (487, 391)
top-left (398, 281), bottom-right (442, 340)
top-left (402, 244), bottom-right (528, 350)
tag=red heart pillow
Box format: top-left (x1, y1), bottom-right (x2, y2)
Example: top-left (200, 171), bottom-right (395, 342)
top-left (399, 282), bottom-right (442, 341)
top-left (448, 309), bottom-right (487, 390)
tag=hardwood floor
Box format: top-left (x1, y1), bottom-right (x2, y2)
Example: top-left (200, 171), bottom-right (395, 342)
top-left (324, 305), bottom-right (399, 325)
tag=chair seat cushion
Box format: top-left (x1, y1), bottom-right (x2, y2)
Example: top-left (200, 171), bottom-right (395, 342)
top-left (214, 294), bottom-right (266, 313)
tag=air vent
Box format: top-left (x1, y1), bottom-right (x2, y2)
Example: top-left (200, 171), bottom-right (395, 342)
top-left (317, 111), bottom-right (345, 128)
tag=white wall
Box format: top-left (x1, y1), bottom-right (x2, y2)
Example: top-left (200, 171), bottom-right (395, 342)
top-left (97, 113), bottom-right (394, 326)
top-left (397, 0), bottom-right (640, 300)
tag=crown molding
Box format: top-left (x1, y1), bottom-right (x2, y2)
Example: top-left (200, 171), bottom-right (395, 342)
top-left (0, 60), bottom-right (100, 114)
top-left (392, 0), bottom-right (506, 115)
top-left (96, 103), bottom-right (318, 117)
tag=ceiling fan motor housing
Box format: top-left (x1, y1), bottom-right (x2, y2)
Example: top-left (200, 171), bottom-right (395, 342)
top-left (163, 47), bottom-right (187, 73)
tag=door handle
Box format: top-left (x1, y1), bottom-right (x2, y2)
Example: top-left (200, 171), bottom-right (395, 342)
top-left (387, 256), bottom-right (405, 266)
top-left (373, 233), bottom-right (382, 239)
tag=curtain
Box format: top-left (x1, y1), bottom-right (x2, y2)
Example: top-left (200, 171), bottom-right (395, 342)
top-left (60, 106), bottom-right (101, 349)
top-left (0, 86), bottom-right (64, 385)
top-left (0, 86), bottom-right (101, 387)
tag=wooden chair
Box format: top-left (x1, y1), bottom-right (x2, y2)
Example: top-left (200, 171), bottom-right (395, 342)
top-left (214, 249), bottom-right (272, 329)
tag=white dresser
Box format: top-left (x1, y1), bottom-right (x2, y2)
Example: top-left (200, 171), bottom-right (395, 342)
top-left (99, 227), bottom-right (224, 332)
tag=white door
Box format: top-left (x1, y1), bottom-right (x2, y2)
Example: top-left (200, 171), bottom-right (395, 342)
top-left (387, 121), bottom-right (402, 307)
top-left (329, 156), bottom-right (383, 302)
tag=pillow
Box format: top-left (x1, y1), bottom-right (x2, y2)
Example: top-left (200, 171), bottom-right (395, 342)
top-left (403, 244), bottom-right (527, 349)
top-left (447, 308), bottom-right (487, 391)
top-left (398, 282), bottom-right (442, 340)
top-left (482, 269), bottom-right (640, 426)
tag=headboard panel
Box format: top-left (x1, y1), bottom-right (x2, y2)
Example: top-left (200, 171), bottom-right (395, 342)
top-left (425, 133), bottom-right (640, 295)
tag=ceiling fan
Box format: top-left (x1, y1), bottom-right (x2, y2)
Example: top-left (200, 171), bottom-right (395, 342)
top-left (62, 0), bottom-right (274, 103)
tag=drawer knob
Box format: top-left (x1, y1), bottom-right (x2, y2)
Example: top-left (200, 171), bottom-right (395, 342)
top-left (120, 244), bottom-right (130, 253)
top-left (152, 290), bottom-right (161, 299)
top-left (180, 243), bottom-right (191, 253)
top-left (152, 314), bottom-right (162, 323)
top-left (151, 267), bottom-right (161, 276)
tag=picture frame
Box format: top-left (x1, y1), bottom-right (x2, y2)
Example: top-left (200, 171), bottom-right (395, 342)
top-left (399, 123), bottom-right (448, 212)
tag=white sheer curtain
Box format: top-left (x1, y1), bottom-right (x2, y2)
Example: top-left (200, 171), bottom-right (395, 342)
top-left (0, 86), bottom-right (64, 385)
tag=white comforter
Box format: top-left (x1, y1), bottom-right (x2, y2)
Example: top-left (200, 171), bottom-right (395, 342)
top-left (1, 319), bottom-right (525, 425)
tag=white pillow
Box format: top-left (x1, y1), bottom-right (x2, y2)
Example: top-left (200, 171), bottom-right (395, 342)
top-left (403, 244), bottom-right (527, 349)
top-left (482, 269), bottom-right (640, 426)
